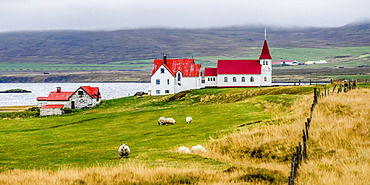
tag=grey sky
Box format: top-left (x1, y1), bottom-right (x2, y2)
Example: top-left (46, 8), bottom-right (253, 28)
top-left (0, 0), bottom-right (369, 32)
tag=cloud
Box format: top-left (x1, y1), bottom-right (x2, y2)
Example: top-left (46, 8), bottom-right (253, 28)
top-left (0, 0), bottom-right (369, 31)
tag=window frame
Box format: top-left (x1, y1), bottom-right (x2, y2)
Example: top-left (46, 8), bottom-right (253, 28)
top-left (156, 79), bottom-right (160, 85)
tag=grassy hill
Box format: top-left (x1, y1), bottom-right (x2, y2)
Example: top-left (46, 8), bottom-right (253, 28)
top-left (0, 85), bottom-right (368, 184)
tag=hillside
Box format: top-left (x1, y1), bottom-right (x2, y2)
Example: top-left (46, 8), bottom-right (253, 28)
top-left (0, 85), bottom-right (369, 184)
top-left (0, 23), bottom-right (369, 64)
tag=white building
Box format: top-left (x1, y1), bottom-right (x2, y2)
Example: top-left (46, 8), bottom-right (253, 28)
top-left (37, 86), bottom-right (101, 116)
top-left (149, 55), bottom-right (202, 96)
top-left (204, 39), bottom-right (272, 88)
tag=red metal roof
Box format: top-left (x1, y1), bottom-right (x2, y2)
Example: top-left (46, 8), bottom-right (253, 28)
top-left (259, 40), bottom-right (272, 59)
top-left (46, 92), bottom-right (74, 101)
top-left (152, 59), bottom-right (201, 77)
top-left (36, 97), bottom-right (48, 101)
top-left (41, 104), bottom-right (64, 109)
top-left (217, 60), bottom-right (261, 74)
top-left (204, 68), bottom-right (217, 76)
top-left (80, 86), bottom-right (101, 99)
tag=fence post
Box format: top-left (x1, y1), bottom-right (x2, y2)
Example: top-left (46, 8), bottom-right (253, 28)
top-left (314, 88), bottom-right (317, 103)
top-left (332, 85), bottom-right (336, 93)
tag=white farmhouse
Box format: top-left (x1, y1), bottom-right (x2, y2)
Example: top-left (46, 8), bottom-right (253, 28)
top-left (150, 54), bottom-right (202, 96)
top-left (204, 39), bottom-right (272, 87)
top-left (37, 86), bottom-right (101, 116)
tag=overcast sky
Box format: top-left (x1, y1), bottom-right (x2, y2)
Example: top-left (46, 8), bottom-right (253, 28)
top-left (0, 0), bottom-right (369, 32)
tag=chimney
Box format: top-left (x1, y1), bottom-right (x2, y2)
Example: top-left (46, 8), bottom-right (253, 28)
top-left (57, 87), bottom-right (61, 93)
top-left (163, 53), bottom-right (167, 65)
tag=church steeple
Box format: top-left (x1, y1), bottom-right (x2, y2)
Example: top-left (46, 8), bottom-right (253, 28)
top-left (259, 39), bottom-right (272, 60)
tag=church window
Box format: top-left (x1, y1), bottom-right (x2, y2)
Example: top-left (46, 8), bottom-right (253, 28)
top-left (263, 61), bottom-right (265, 65)
top-left (161, 68), bottom-right (165, 73)
top-left (213, 77), bottom-right (215, 81)
top-left (265, 61), bottom-right (268, 65)
top-left (264, 77), bottom-right (267, 81)
top-left (224, 77), bottom-right (228, 82)
top-left (250, 76), bottom-right (254, 82)
top-left (241, 77), bottom-right (245, 82)
top-left (233, 77), bottom-right (237, 82)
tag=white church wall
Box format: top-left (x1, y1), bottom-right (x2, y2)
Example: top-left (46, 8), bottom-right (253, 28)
top-left (217, 74), bottom-right (262, 87)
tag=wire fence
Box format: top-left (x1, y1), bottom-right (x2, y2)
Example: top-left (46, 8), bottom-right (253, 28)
top-left (288, 80), bottom-right (357, 185)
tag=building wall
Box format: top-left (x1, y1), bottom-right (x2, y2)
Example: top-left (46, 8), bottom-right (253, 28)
top-left (175, 75), bottom-right (202, 93)
top-left (217, 74), bottom-right (262, 87)
top-left (260, 59), bottom-right (272, 86)
top-left (205, 76), bottom-right (217, 87)
top-left (151, 65), bottom-right (175, 96)
top-left (69, 87), bottom-right (100, 109)
top-left (46, 101), bottom-right (71, 109)
top-left (40, 108), bottom-right (65, 116)
top-left (37, 101), bottom-right (47, 108)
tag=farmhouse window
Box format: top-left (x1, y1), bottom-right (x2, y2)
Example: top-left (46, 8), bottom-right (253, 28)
top-left (156, 79), bottom-right (160, 85)
top-left (167, 79), bottom-right (170, 85)
top-left (78, 91), bottom-right (83, 95)
top-left (177, 73), bottom-right (181, 81)
top-left (161, 68), bottom-right (165, 73)
top-left (224, 77), bottom-right (228, 82)
top-left (156, 90), bottom-right (160, 94)
top-left (165, 90), bottom-right (170, 94)
top-left (241, 77), bottom-right (245, 82)
top-left (233, 77), bottom-right (237, 82)
top-left (250, 76), bottom-right (254, 82)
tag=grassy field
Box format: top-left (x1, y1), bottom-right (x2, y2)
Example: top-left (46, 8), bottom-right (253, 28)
top-left (0, 85), bottom-right (368, 184)
top-left (1, 47), bottom-right (369, 72)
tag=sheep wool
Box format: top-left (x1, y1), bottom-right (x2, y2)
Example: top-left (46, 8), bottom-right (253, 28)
top-left (178, 146), bottom-right (191, 154)
top-left (118, 143), bottom-right (130, 158)
top-left (191, 145), bottom-right (207, 153)
top-left (186, 117), bottom-right (192, 124)
top-left (165, 118), bottom-right (176, 125)
top-left (158, 117), bottom-right (166, 125)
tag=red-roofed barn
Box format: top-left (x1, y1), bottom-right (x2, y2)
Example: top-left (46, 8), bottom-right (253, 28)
top-left (149, 54), bottom-right (202, 95)
top-left (204, 39), bottom-right (272, 87)
top-left (37, 86), bottom-right (101, 116)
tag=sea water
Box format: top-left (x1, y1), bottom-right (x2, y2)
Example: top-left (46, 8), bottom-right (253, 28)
top-left (0, 83), bottom-right (149, 107)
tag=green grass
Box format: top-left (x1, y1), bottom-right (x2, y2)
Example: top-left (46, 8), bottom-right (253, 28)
top-left (0, 86), bottom-right (316, 171)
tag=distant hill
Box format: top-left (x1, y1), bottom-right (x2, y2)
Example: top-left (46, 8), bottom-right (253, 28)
top-left (0, 23), bottom-right (369, 64)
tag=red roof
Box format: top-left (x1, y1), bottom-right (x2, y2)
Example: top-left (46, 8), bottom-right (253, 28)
top-left (217, 60), bottom-right (261, 74)
top-left (41, 104), bottom-right (64, 109)
top-left (152, 59), bottom-right (201, 77)
top-left (36, 97), bottom-right (48, 101)
top-left (259, 40), bottom-right (272, 60)
top-left (80, 86), bottom-right (101, 99)
top-left (204, 68), bottom-right (217, 76)
top-left (46, 92), bottom-right (74, 101)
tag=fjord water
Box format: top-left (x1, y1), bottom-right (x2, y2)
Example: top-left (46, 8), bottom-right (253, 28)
top-left (0, 83), bottom-right (149, 107)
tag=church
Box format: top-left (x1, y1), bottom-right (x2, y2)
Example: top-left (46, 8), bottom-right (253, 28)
top-left (204, 39), bottom-right (272, 88)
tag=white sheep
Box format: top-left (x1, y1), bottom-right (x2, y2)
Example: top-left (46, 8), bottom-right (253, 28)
top-left (178, 146), bottom-right (191, 154)
top-left (158, 117), bottom-right (166, 125)
top-left (165, 118), bottom-right (176, 125)
top-left (191, 144), bottom-right (207, 153)
top-left (118, 143), bottom-right (130, 158)
top-left (186, 117), bottom-right (192, 124)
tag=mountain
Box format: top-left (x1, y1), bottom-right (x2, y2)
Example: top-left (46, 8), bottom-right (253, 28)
top-left (0, 23), bottom-right (369, 64)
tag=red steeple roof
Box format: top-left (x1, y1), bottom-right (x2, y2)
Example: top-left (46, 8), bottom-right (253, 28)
top-left (217, 60), bottom-right (261, 74)
top-left (259, 40), bottom-right (272, 60)
top-left (152, 58), bottom-right (201, 77)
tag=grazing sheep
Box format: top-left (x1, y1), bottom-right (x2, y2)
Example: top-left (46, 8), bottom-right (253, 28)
top-left (178, 146), bottom-right (191, 154)
top-left (191, 145), bottom-right (207, 153)
top-left (186, 117), bottom-right (192, 124)
top-left (118, 143), bottom-right (130, 158)
top-left (165, 118), bottom-right (176, 125)
top-left (158, 117), bottom-right (166, 125)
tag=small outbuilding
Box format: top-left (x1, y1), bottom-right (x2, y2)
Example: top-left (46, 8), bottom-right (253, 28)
top-left (40, 104), bottom-right (65, 116)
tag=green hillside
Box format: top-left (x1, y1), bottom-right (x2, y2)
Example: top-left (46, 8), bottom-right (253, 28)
top-left (0, 86), bottom-right (314, 171)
